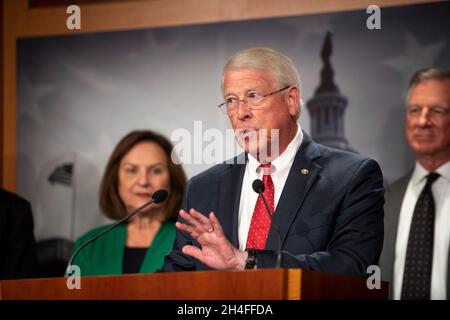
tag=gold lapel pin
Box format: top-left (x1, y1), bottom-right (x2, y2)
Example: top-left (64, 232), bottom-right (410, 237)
top-left (300, 169), bottom-right (309, 175)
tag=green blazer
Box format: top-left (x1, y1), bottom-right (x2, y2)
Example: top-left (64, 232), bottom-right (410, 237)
top-left (72, 221), bottom-right (175, 276)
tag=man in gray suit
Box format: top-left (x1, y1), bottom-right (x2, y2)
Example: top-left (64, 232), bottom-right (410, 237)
top-left (380, 68), bottom-right (450, 300)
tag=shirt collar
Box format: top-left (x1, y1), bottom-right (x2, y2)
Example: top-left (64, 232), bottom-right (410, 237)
top-left (411, 159), bottom-right (450, 186)
top-left (247, 123), bottom-right (303, 174)
top-left (435, 160), bottom-right (450, 182)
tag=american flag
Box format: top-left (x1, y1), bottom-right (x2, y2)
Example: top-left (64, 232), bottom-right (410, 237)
top-left (48, 163), bottom-right (73, 186)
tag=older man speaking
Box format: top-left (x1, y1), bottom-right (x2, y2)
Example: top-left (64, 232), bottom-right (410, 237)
top-left (163, 47), bottom-right (384, 277)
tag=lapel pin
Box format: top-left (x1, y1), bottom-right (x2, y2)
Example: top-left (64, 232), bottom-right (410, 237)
top-left (300, 169), bottom-right (309, 175)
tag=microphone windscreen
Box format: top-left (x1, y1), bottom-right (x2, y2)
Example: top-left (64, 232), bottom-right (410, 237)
top-left (152, 189), bottom-right (168, 204)
top-left (252, 179), bottom-right (265, 193)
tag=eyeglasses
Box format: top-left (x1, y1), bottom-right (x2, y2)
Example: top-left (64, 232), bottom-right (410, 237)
top-left (407, 105), bottom-right (450, 120)
top-left (218, 86), bottom-right (290, 115)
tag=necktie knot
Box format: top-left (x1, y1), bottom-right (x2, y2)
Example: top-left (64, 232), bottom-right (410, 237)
top-left (259, 163), bottom-right (272, 176)
top-left (425, 172), bottom-right (440, 187)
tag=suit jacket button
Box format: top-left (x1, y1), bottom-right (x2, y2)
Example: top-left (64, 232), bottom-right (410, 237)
top-left (300, 169), bottom-right (309, 175)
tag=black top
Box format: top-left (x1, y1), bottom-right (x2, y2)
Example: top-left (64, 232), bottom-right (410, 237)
top-left (0, 188), bottom-right (38, 279)
top-left (123, 247), bottom-right (148, 274)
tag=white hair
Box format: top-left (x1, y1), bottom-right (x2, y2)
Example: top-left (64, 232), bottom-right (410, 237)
top-left (222, 47), bottom-right (302, 118)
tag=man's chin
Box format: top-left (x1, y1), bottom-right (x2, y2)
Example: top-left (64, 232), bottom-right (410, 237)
top-left (243, 143), bottom-right (273, 162)
top-left (412, 143), bottom-right (441, 156)
top-left (242, 144), bottom-right (258, 156)
top-left (239, 139), bottom-right (259, 155)
top-left (236, 135), bottom-right (275, 159)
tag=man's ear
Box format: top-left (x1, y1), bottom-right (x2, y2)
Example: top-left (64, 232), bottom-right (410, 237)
top-left (286, 86), bottom-right (300, 118)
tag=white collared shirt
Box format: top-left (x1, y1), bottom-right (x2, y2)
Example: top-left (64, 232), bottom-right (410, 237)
top-left (393, 160), bottom-right (450, 300)
top-left (237, 123), bottom-right (303, 250)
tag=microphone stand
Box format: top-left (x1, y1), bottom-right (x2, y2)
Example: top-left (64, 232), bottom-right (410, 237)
top-left (65, 197), bottom-right (158, 277)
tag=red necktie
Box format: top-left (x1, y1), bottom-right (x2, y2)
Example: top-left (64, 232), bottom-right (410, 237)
top-left (246, 164), bottom-right (274, 250)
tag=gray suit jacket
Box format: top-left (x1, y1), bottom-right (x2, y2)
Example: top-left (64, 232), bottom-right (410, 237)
top-left (379, 173), bottom-right (450, 299)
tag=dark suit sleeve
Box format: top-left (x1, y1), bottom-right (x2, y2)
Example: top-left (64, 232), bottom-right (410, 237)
top-left (257, 158), bottom-right (385, 277)
top-left (161, 179), bottom-right (199, 272)
top-left (0, 195), bottom-right (38, 279)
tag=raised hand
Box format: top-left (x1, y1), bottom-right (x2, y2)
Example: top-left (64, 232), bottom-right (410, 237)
top-left (176, 208), bottom-right (247, 270)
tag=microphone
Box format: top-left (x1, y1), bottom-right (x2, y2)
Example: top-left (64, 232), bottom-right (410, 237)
top-left (152, 189), bottom-right (169, 204)
top-left (251, 179), bottom-right (282, 268)
top-left (65, 189), bottom-right (168, 277)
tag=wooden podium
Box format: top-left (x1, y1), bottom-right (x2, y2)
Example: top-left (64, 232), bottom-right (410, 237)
top-left (0, 269), bottom-right (388, 300)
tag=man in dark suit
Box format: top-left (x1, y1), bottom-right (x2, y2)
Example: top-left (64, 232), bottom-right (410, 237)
top-left (163, 47), bottom-right (384, 276)
top-left (0, 188), bottom-right (38, 279)
top-left (380, 68), bottom-right (450, 299)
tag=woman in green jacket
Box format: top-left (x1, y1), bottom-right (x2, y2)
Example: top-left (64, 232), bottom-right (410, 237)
top-left (72, 130), bottom-right (187, 276)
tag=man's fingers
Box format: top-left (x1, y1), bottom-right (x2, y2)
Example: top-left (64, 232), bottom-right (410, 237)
top-left (175, 221), bottom-right (200, 239)
top-left (184, 208), bottom-right (215, 233)
top-left (178, 209), bottom-right (219, 238)
top-left (182, 245), bottom-right (203, 261)
top-left (179, 209), bottom-right (203, 230)
top-left (209, 212), bottom-right (225, 235)
top-left (190, 208), bottom-right (210, 224)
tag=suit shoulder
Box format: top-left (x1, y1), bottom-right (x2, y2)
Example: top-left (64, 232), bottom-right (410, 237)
top-left (385, 173), bottom-right (411, 195)
top-left (0, 188), bottom-right (31, 208)
top-left (312, 144), bottom-right (383, 187)
top-left (188, 156), bottom-right (243, 185)
top-left (191, 164), bottom-right (229, 181)
top-left (0, 189), bottom-right (32, 219)
top-left (388, 173), bottom-right (411, 189)
top-left (316, 144), bottom-right (376, 168)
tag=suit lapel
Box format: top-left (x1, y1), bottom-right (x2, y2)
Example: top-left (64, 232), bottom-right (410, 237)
top-left (217, 153), bottom-right (246, 248)
top-left (385, 174), bottom-right (411, 246)
top-left (266, 132), bottom-right (321, 250)
top-left (382, 173), bottom-right (411, 297)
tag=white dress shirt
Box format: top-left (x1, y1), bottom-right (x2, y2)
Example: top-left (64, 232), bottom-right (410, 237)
top-left (393, 160), bottom-right (450, 300)
top-left (237, 123), bottom-right (303, 250)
